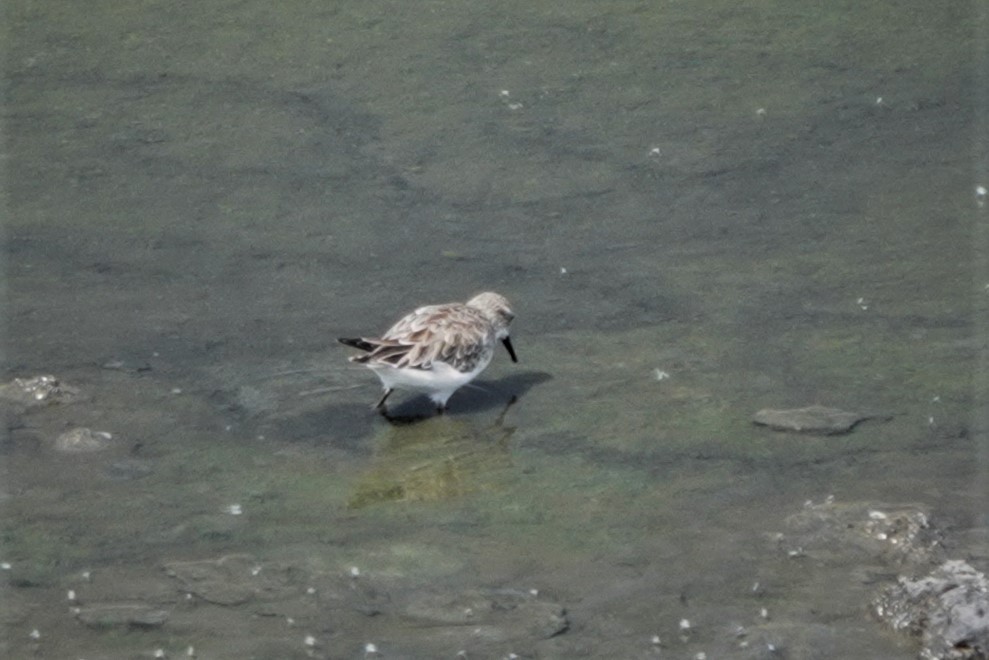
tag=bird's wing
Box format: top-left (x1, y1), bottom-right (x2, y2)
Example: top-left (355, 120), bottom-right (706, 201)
top-left (363, 304), bottom-right (491, 371)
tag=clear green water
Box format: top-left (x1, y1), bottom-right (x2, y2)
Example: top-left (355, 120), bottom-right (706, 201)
top-left (3, 1), bottom-right (986, 658)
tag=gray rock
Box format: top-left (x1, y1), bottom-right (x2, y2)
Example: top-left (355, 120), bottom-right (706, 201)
top-left (874, 559), bottom-right (989, 659)
top-left (753, 405), bottom-right (886, 434)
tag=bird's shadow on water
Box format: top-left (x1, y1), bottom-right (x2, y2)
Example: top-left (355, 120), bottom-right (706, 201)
top-left (379, 371), bottom-right (553, 425)
top-left (245, 372), bottom-right (552, 448)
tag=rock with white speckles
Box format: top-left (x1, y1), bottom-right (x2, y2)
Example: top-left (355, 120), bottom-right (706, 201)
top-left (0, 375), bottom-right (79, 408)
top-left (780, 498), bottom-right (944, 566)
top-left (874, 559), bottom-right (989, 659)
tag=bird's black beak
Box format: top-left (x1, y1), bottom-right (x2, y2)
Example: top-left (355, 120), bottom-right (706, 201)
top-left (502, 337), bottom-right (518, 363)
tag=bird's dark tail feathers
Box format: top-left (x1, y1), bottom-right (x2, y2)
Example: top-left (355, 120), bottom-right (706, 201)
top-left (338, 337), bottom-right (376, 353)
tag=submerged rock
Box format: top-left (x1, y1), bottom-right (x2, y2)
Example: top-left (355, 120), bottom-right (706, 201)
top-left (75, 603), bottom-right (168, 629)
top-left (752, 405), bottom-right (886, 434)
top-left (401, 587), bottom-right (568, 644)
top-left (874, 559), bottom-right (989, 659)
top-left (164, 555), bottom-right (299, 605)
top-left (105, 458), bottom-right (153, 480)
top-left (54, 427), bottom-right (113, 453)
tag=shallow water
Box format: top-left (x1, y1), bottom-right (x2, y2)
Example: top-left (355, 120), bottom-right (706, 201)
top-left (3, 1), bottom-right (987, 658)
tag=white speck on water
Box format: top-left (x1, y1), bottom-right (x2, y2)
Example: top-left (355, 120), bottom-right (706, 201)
top-left (67, 589), bottom-right (76, 602)
top-left (559, 267), bottom-right (567, 274)
top-left (29, 629), bottom-right (40, 640)
top-left (250, 565), bottom-right (262, 576)
top-left (651, 634), bottom-right (661, 645)
top-left (648, 146), bottom-right (662, 156)
top-left (499, 90), bottom-right (510, 98)
top-left (304, 635), bottom-right (316, 647)
top-left (976, 185), bottom-right (987, 197)
top-left (186, 646), bottom-right (196, 658)
top-left (171, 388), bottom-right (182, 394)
top-left (868, 510), bottom-right (888, 520)
top-left (507, 102), bottom-right (523, 111)
top-left (350, 566), bottom-right (361, 577)
top-left (226, 504), bottom-right (243, 516)
top-left (679, 618), bottom-right (691, 630)
top-left (306, 586), bottom-right (316, 595)
top-left (0, 562), bottom-right (11, 570)
top-left (654, 369), bottom-right (671, 381)
top-left (153, 649), bottom-right (166, 659)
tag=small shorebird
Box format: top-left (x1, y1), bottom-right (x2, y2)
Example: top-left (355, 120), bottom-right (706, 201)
top-left (339, 292), bottom-right (518, 413)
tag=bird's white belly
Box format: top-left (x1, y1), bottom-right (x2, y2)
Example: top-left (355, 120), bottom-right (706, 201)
top-left (369, 355), bottom-right (490, 396)
top-left (369, 362), bottom-right (476, 394)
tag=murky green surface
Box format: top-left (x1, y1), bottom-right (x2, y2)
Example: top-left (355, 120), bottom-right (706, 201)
top-left (3, 1), bottom-right (987, 658)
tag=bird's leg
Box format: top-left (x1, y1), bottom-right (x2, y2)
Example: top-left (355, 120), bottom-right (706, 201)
top-left (494, 395), bottom-right (518, 426)
top-left (375, 388), bottom-right (394, 409)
